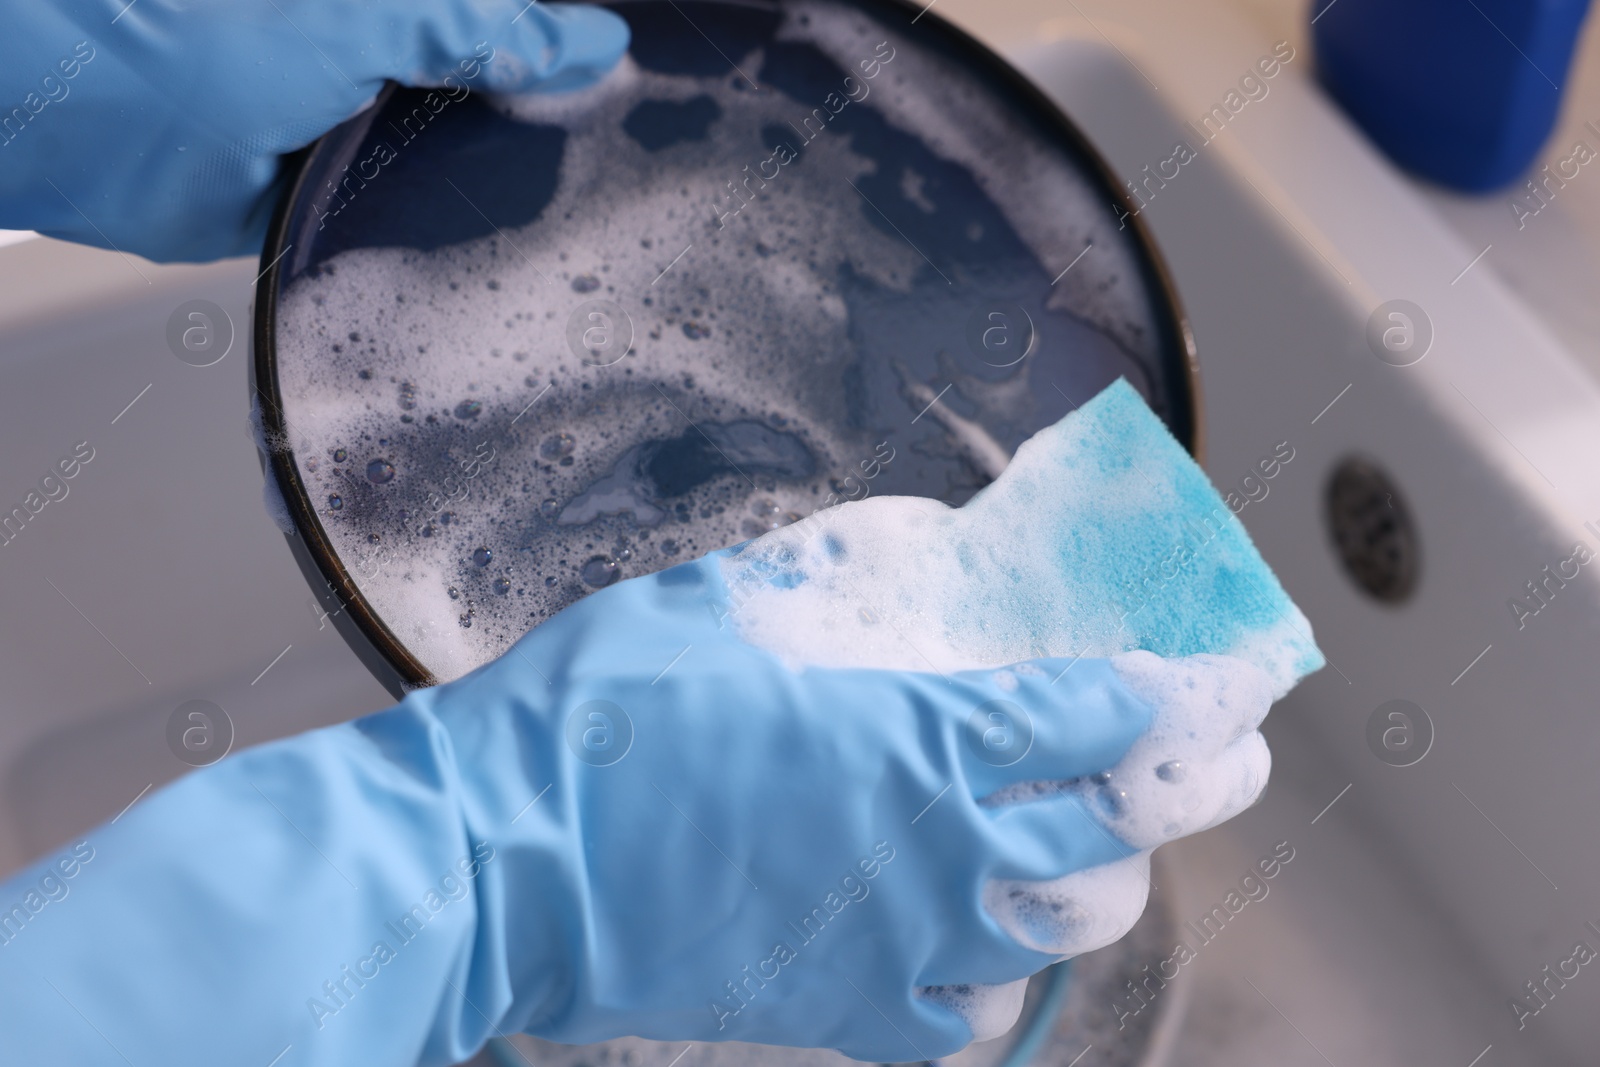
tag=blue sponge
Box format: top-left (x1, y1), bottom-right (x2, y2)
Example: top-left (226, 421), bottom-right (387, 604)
top-left (722, 379), bottom-right (1325, 699)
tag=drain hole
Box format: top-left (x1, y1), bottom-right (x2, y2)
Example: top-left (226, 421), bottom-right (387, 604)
top-left (1325, 457), bottom-right (1419, 603)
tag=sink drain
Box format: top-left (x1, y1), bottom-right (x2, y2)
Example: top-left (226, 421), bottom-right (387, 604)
top-left (1325, 457), bottom-right (1419, 603)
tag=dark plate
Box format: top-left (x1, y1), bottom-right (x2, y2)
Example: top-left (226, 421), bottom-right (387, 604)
top-left (253, 0), bottom-right (1197, 695)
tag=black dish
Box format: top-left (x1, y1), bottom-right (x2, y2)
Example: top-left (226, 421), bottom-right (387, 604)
top-left (252, 0), bottom-right (1197, 696)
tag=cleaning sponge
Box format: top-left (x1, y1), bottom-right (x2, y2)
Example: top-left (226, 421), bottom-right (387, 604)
top-left (720, 377), bottom-right (1324, 697)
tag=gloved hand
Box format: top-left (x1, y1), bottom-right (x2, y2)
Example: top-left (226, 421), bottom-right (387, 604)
top-left (0, 545), bottom-right (1274, 1066)
top-left (427, 549), bottom-right (1161, 1059)
top-left (0, 0), bottom-right (627, 262)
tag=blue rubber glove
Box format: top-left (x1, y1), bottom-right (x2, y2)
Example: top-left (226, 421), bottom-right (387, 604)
top-left (0, 0), bottom-right (628, 262)
top-left (0, 550), bottom-right (1160, 1065)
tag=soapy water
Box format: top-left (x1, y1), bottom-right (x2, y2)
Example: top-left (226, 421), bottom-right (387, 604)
top-left (268, 0), bottom-right (1184, 684)
top-left (719, 381), bottom-right (1321, 1041)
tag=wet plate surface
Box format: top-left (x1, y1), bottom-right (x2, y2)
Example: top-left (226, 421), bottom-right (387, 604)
top-left (256, 0), bottom-right (1194, 689)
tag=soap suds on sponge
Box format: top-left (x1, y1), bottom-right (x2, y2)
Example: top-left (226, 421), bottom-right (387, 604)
top-left (721, 378), bottom-right (1322, 696)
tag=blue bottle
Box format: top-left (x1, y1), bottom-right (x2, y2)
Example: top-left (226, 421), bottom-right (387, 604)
top-left (1313, 0), bottom-right (1593, 191)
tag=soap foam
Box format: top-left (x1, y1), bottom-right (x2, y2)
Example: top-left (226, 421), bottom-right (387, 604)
top-left (721, 380), bottom-right (1321, 1042)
